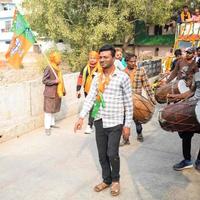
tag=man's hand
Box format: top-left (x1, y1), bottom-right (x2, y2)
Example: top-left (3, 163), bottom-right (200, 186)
top-left (76, 91), bottom-right (81, 98)
top-left (167, 94), bottom-right (181, 101)
top-left (167, 90), bottom-right (193, 101)
top-left (74, 118), bottom-right (84, 133)
top-left (122, 127), bottom-right (130, 140)
top-left (54, 78), bottom-right (59, 84)
top-left (158, 79), bottom-right (166, 87)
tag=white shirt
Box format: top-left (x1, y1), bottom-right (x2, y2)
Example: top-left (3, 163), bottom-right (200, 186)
top-left (79, 67), bottom-right (133, 128)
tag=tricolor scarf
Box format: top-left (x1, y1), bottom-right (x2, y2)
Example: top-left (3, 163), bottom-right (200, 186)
top-left (92, 67), bottom-right (115, 118)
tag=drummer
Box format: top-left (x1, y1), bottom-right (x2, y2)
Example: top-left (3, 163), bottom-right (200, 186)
top-left (166, 47), bottom-right (197, 84)
top-left (120, 53), bottom-right (156, 145)
top-left (168, 64), bottom-right (200, 172)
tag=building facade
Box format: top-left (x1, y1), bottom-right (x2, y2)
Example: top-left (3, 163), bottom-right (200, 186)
top-left (134, 20), bottom-right (175, 58)
top-left (0, 1), bottom-right (15, 52)
top-left (0, 0), bottom-right (22, 52)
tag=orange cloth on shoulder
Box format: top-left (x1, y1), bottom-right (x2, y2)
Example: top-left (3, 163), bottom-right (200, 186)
top-left (49, 52), bottom-right (65, 97)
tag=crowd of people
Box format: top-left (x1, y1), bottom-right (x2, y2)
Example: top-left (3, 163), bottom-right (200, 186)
top-left (41, 41), bottom-right (200, 196)
top-left (178, 5), bottom-right (200, 23)
top-left (1, 1), bottom-right (199, 197)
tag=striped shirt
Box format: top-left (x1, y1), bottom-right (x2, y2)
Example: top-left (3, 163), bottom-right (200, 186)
top-left (79, 67), bottom-right (133, 128)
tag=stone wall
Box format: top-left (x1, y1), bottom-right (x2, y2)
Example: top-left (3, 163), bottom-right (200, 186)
top-left (134, 46), bottom-right (171, 57)
top-left (0, 59), bottom-right (161, 143)
top-left (0, 72), bottom-right (83, 142)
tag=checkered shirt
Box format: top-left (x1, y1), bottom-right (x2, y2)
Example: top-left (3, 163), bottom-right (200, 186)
top-left (79, 67), bottom-right (133, 128)
top-left (125, 67), bottom-right (154, 102)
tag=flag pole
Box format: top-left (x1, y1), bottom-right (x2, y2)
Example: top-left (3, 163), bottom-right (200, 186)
top-left (37, 44), bottom-right (58, 79)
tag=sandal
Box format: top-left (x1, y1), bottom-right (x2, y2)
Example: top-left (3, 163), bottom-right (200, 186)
top-left (94, 182), bottom-right (110, 192)
top-left (110, 182), bottom-right (120, 196)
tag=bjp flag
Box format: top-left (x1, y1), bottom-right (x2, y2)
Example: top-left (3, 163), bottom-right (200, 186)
top-left (5, 10), bottom-right (36, 68)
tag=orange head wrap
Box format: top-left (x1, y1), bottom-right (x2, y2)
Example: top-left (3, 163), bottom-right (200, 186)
top-left (89, 51), bottom-right (99, 60)
top-left (49, 51), bottom-right (61, 65)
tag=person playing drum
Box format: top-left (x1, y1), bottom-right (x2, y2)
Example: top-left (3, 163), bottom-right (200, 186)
top-left (155, 47), bottom-right (197, 104)
top-left (166, 47), bottom-right (197, 84)
top-left (120, 53), bottom-right (156, 145)
top-left (168, 65), bottom-right (200, 172)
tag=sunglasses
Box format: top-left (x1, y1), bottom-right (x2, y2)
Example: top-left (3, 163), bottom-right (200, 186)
top-left (186, 52), bottom-right (193, 54)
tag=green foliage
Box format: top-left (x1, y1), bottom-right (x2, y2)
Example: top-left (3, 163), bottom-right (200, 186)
top-left (23, 0), bottom-right (181, 71)
top-left (136, 34), bottom-right (175, 46)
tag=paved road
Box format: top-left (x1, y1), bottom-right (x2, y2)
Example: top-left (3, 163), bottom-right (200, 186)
top-left (0, 106), bottom-right (200, 200)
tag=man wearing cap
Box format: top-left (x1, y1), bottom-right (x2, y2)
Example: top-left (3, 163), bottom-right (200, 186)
top-left (166, 47), bottom-right (197, 84)
top-left (166, 47), bottom-right (199, 171)
top-left (168, 63), bottom-right (200, 172)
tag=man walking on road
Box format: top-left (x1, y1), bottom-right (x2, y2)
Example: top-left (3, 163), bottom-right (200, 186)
top-left (121, 53), bottom-right (156, 145)
top-left (74, 44), bottom-right (133, 196)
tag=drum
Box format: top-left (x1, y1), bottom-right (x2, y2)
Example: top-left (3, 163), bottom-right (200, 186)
top-left (133, 94), bottom-right (155, 124)
top-left (159, 100), bottom-right (200, 132)
top-left (155, 80), bottom-right (190, 104)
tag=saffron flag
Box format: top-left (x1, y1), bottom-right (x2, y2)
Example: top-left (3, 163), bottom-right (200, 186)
top-left (5, 10), bottom-right (36, 68)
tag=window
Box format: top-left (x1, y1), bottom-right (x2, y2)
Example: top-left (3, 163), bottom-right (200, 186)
top-left (4, 20), bottom-right (12, 32)
top-left (1, 3), bottom-right (15, 11)
top-left (154, 25), bottom-right (162, 35)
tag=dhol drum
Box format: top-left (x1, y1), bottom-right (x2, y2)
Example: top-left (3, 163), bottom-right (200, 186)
top-left (159, 99), bottom-right (200, 132)
top-left (155, 80), bottom-right (190, 104)
top-left (133, 94), bottom-right (155, 124)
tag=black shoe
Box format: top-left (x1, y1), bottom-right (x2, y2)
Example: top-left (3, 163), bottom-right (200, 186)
top-left (173, 159), bottom-right (193, 171)
top-left (50, 125), bottom-right (59, 128)
top-left (194, 159), bottom-right (200, 172)
top-left (137, 133), bottom-right (144, 142)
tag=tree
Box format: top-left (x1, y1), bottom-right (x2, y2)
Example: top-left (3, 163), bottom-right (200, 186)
top-left (23, 0), bottom-right (175, 71)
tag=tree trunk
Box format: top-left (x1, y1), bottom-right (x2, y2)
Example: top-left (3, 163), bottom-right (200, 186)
top-left (108, 0), bottom-right (112, 8)
top-left (122, 35), bottom-right (134, 51)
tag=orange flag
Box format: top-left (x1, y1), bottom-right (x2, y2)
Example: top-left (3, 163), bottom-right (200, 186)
top-left (5, 10), bottom-right (36, 68)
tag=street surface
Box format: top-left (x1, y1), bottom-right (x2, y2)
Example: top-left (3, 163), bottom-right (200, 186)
top-left (0, 105), bottom-right (200, 200)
